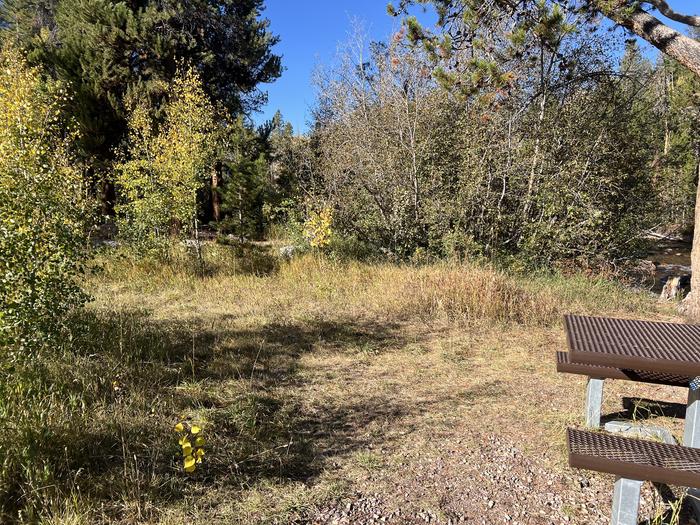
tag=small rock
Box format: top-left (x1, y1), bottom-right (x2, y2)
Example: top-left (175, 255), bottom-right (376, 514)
top-left (279, 245), bottom-right (299, 259)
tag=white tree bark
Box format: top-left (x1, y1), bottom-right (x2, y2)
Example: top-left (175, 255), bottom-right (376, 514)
top-left (611, 6), bottom-right (700, 77)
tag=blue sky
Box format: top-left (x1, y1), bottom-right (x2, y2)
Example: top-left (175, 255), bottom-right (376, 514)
top-left (254, 0), bottom-right (698, 133)
top-left (254, 0), bottom-right (414, 133)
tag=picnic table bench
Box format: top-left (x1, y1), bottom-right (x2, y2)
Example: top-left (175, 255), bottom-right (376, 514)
top-left (556, 351), bottom-right (691, 388)
top-left (557, 314), bottom-right (700, 525)
top-left (568, 428), bottom-right (700, 487)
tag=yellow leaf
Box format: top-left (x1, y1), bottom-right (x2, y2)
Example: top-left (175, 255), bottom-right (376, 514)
top-left (184, 464), bottom-right (196, 473)
top-left (194, 437), bottom-right (205, 447)
top-left (195, 448), bottom-right (205, 457)
top-left (184, 455), bottom-right (195, 469)
top-left (190, 425), bottom-right (201, 434)
top-left (174, 422), bottom-right (184, 432)
top-left (182, 444), bottom-right (193, 456)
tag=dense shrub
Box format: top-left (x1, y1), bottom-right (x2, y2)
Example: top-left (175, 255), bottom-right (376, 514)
top-left (300, 28), bottom-right (697, 266)
top-left (0, 44), bottom-right (90, 518)
top-left (0, 45), bottom-right (89, 352)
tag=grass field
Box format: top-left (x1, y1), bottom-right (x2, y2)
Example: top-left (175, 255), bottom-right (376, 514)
top-left (8, 245), bottom-right (691, 524)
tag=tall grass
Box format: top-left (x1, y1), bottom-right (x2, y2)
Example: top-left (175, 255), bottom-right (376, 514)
top-left (97, 248), bottom-right (653, 326)
top-left (379, 264), bottom-right (560, 326)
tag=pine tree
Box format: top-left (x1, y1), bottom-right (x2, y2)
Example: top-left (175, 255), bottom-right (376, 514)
top-left (0, 0), bottom-right (282, 204)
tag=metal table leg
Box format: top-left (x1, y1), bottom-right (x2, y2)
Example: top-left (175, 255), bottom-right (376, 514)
top-left (684, 385), bottom-right (700, 447)
top-left (585, 377), bottom-right (604, 428)
top-left (611, 477), bottom-right (643, 525)
top-left (684, 383), bottom-right (700, 519)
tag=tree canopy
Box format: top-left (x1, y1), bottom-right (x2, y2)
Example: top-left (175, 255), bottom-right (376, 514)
top-left (389, 1), bottom-right (700, 83)
top-left (0, 0), bottom-right (282, 161)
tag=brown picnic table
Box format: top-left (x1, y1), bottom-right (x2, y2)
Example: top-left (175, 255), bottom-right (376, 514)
top-left (560, 314), bottom-right (700, 442)
top-left (557, 314), bottom-right (700, 525)
top-left (565, 314), bottom-right (700, 378)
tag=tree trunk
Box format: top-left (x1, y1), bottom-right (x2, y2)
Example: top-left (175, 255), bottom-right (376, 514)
top-left (101, 179), bottom-right (116, 217)
top-left (683, 165), bottom-right (700, 320)
top-left (612, 7), bottom-right (700, 77)
top-left (211, 163), bottom-right (221, 222)
top-left (522, 87), bottom-right (547, 222)
top-left (193, 213), bottom-right (204, 275)
top-left (238, 188), bottom-right (244, 242)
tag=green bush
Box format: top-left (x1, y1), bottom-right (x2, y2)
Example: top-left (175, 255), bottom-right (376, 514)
top-left (0, 45), bottom-right (89, 353)
top-left (0, 44), bottom-right (91, 518)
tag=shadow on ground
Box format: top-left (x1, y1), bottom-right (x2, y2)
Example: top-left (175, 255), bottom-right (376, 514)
top-left (44, 306), bottom-right (448, 519)
top-left (602, 396), bottom-right (687, 424)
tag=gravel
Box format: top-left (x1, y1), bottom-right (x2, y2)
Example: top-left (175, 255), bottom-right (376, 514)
top-left (305, 432), bottom-right (696, 524)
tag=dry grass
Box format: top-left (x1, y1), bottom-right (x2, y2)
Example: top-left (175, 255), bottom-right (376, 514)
top-left (91, 247), bottom-right (656, 328)
top-left (6, 246), bottom-right (687, 524)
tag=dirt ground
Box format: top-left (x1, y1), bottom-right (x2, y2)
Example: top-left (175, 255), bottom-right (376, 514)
top-left (296, 327), bottom-right (693, 524)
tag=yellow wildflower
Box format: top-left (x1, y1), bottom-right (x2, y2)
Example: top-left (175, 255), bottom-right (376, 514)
top-left (184, 455), bottom-right (196, 472)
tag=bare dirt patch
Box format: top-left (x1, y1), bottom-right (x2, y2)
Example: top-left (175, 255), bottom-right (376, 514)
top-left (293, 326), bottom-right (691, 524)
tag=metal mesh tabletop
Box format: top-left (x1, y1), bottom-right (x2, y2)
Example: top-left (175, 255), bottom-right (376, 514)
top-left (567, 428), bottom-right (700, 487)
top-left (556, 351), bottom-right (691, 387)
top-left (565, 315), bottom-right (700, 377)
